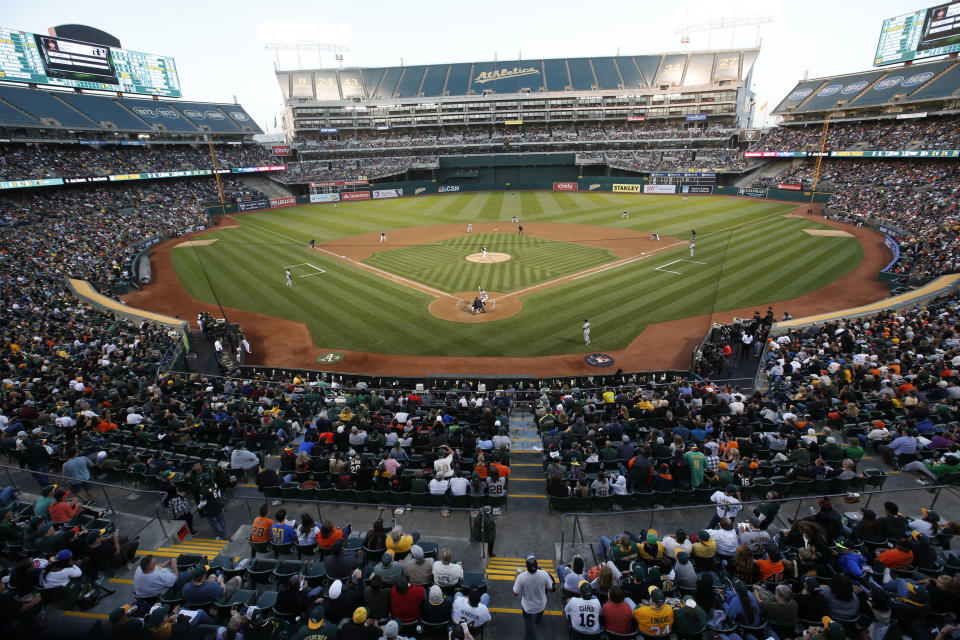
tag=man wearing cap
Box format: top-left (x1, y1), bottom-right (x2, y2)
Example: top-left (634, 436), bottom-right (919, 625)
top-left (673, 597), bottom-right (706, 636)
top-left (338, 606), bottom-right (380, 640)
top-left (604, 533), bottom-right (640, 570)
top-left (908, 508), bottom-right (941, 538)
top-left (634, 586), bottom-right (674, 637)
top-left (513, 554), bottom-right (555, 640)
top-left (565, 580), bottom-right (602, 636)
top-left (373, 551), bottom-right (405, 586)
top-left (805, 616), bottom-right (848, 640)
top-left (691, 529), bottom-right (717, 562)
top-left (296, 605), bottom-right (339, 640)
top-left (34, 485), bottom-right (55, 520)
top-left (84, 527), bottom-right (140, 572)
top-left (684, 445), bottom-right (708, 487)
top-left (35, 520), bottom-right (79, 556)
top-left (638, 531), bottom-right (664, 561)
top-left (708, 485), bottom-right (742, 529)
top-left (197, 477), bottom-right (230, 541)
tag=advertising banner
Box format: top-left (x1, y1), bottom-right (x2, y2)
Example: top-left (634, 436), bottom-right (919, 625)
top-left (685, 114), bottom-right (707, 121)
top-left (373, 188), bottom-right (403, 199)
top-left (270, 196), bottom-right (297, 208)
top-left (237, 198), bottom-right (269, 212)
top-left (308, 180), bottom-right (369, 188)
top-left (738, 187), bottom-right (768, 198)
top-left (683, 185), bottom-right (713, 194)
top-left (271, 145), bottom-right (291, 156)
top-left (342, 191), bottom-right (371, 201)
top-left (587, 183), bottom-right (602, 190)
top-left (777, 183), bottom-right (802, 191)
top-left (0, 177), bottom-right (64, 190)
top-left (553, 182), bottom-right (578, 191)
top-left (626, 116), bottom-right (646, 121)
top-left (643, 184), bottom-right (677, 194)
top-left (319, 127), bottom-right (338, 133)
top-left (309, 193), bottom-right (341, 203)
top-left (63, 176), bottom-right (109, 185)
top-left (612, 184), bottom-right (643, 193)
top-left (882, 236), bottom-right (901, 272)
top-left (438, 185), bottom-right (460, 193)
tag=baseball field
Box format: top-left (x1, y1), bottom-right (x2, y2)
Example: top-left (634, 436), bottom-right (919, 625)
top-left (146, 191), bottom-right (882, 372)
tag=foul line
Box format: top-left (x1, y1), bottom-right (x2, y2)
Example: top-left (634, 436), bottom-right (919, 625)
top-left (229, 215), bottom-right (462, 301)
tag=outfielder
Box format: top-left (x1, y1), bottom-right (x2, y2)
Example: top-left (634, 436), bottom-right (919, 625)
top-left (582, 319), bottom-right (591, 346)
top-left (621, 211), bottom-right (629, 219)
top-left (285, 269), bottom-right (292, 287)
top-left (689, 241), bottom-right (695, 258)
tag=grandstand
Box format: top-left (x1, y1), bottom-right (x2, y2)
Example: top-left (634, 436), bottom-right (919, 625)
top-left (2, 9), bottom-right (960, 640)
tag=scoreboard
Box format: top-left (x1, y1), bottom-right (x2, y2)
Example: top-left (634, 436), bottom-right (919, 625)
top-left (0, 26), bottom-right (181, 97)
top-left (874, 1), bottom-right (960, 66)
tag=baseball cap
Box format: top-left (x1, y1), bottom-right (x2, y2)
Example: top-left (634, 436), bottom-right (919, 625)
top-left (921, 508), bottom-right (940, 521)
top-left (54, 549), bottom-right (72, 562)
top-left (149, 604), bottom-right (169, 626)
top-left (328, 579), bottom-right (342, 599)
top-left (109, 605), bottom-right (132, 623)
top-left (821, 617), bottom-right (847, 640)
top-left (353, 607), bottom-right (368, 624)
top-left (383, 620), bottom-right (399, 638)
top-left (676, 551), bottom-right (689, 564)
top-left (579, 580), bottom-right (593, 597)
top-left (697, 529), bottom-right (711, 541)
top-left (726, 484), bottom-right (738, 493)
top-left (646, 532), bottom-right (658, 544)
top-left (648, 586), bottom-right (665, 604)
top-left (308, 605), bottom-right (326, 629)
top-left (684, 598), bottom-right (697, 608)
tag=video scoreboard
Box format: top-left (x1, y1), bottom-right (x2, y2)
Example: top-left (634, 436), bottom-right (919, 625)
top-left (874, 1), bottom-right (960, 66)
top-left (0, 26), bottom-right (181, 97)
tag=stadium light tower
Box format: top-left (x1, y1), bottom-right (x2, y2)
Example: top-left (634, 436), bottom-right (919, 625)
top-left (264, 41), bottom-right (350, 70)
top-left (675, 14), bottom-right (774, 49)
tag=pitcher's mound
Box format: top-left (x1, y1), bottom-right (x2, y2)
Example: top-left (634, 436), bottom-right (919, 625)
top-left (466, 252), bottom-right (511, 263)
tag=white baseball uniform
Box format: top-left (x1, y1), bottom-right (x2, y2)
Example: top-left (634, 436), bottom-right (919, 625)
top-left (285, 269), bottom-right (292, 287)
top-left (582, 321), bottom-right (591, 346)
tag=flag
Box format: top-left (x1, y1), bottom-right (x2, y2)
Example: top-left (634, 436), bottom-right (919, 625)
top-left (749, 98), bottom-right (756, 106)
top-left (759, 101), bottom-right (768, 111)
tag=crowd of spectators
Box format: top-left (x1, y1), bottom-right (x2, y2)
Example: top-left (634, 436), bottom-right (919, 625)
top-left (295, 123), bottom-right (738, 153)
top-left (280, 157), bottom-right (436, 183)
top-left (0, 143), bottom-right (279, 182)
top-left (776, 160), bottom-right (959, 278)
top-left (750, 115), bottom-right (960, 152)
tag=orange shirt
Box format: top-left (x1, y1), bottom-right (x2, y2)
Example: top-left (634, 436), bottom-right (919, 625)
top-left (317, 527), bottom-right (344, 549)
top-left (877, 547), bottom-right (913, 569)
top-left (757, 558), bottom-right (785, 581)
top-left (251, 517), bottom-right (274, 543)
top-left (49, 500), bottom-right (80, 523)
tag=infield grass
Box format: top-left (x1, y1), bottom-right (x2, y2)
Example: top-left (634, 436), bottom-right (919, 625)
top-left (170, 192), bottom-right (863, 357)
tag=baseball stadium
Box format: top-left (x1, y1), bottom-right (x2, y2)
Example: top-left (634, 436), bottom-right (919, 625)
top-left (1, 3), bottom-right (960, 640)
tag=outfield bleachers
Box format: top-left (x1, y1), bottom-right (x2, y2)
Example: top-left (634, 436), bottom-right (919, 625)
top-left (0, 85), bottom-right (98, 128)
top-left (55, 93), bottom-right (152, 131)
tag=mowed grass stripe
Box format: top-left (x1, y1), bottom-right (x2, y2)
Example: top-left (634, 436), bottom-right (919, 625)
top-left (169, 194), bottom-right (862, 357)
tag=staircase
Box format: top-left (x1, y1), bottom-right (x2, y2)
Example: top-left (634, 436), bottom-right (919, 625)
top-left (239, 175), bottom-right (295, 201)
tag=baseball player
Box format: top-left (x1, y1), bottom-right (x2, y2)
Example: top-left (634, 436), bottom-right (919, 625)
top-left (479, 288), bottom-right (488, 303)
top-left (518, 224), bottom-right (524, 236)
top-left (309, 238), bottom-right (315, 249)
top-left (481, 245), bottom-right (488, 259)
top-left (379, 232), bottom-right (387, 243)
top-left (472, 297), bottom-right (486, 314)
top-left (285, 269), bottom-right (292, 287)
top-left (689, 241), bottom-right (695, 258)
top-left (582, 319), bottom-right (591, 346)
top-left (683, 195), bottom-right (688, 201)
top-left (621, 211), bottom-right (629, 219)
top-left (649, 232), bottom-right (660, 241)
top-left (467, 223), bottom-right (473, 233)
top-left (511, 216), bottom-right (518, 223)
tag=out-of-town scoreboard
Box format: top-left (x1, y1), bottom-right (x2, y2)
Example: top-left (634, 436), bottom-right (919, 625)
top-left (0, 26), bottom-right (181, 96)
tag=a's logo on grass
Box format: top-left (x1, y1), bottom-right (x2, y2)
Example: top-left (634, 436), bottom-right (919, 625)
top-left (317, 352), bottom-right (345, 364)
top-left (584, 353), bottom-right (614, 367)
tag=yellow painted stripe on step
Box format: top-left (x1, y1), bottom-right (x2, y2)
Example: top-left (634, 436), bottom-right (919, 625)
top-left (62, 611), bottom-right (110, 620)
top-left (511, 463), bottom-right (541, 467)
top-left (136, 550), bottom-right (180, 557)
top-left (109, 578), bottom-right (134, 584)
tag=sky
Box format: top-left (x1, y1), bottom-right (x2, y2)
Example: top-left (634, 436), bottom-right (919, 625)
top-left (3, 0), bottom-right (938, 134)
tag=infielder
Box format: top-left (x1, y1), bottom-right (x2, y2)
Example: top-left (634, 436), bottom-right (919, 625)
top-left (582, 319), bottom-right (591, 346)
top-left (689, 241), bottom-right (695, 258)
top-left (285, 269), bottom-right (292, 287)
top-left (481, 245), bottom-right (488, 259)
top-left (518, 224), bottom-right (524, 236)
top-left (621, 211), bottom-right (629, 219)
top-left (467, 223), bottom-right (473, 233)
top-left (511, 216), bottom-right (518, 223)
top-left (379, 232), bottom-right (387, 243)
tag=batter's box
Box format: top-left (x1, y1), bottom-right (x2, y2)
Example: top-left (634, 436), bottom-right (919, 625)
top-left (284, 262), bottom-right (326, 277)
top-left (654, 259), bottom-right (706, 275)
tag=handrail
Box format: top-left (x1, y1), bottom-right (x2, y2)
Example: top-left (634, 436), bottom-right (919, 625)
top-left (556, 483), bottom-right (955, 567)
top-left (0, 461), bottom-right (169, 539)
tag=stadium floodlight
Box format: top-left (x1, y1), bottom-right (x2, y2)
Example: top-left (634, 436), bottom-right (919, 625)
top-left (675, 13), bottom-right (773, 49)
top-left (264, 41), bottom-right (350, 70)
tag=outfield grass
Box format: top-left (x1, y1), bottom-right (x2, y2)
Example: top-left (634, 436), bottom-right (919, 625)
top-left (170, 192), bottom-right (863, 357)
